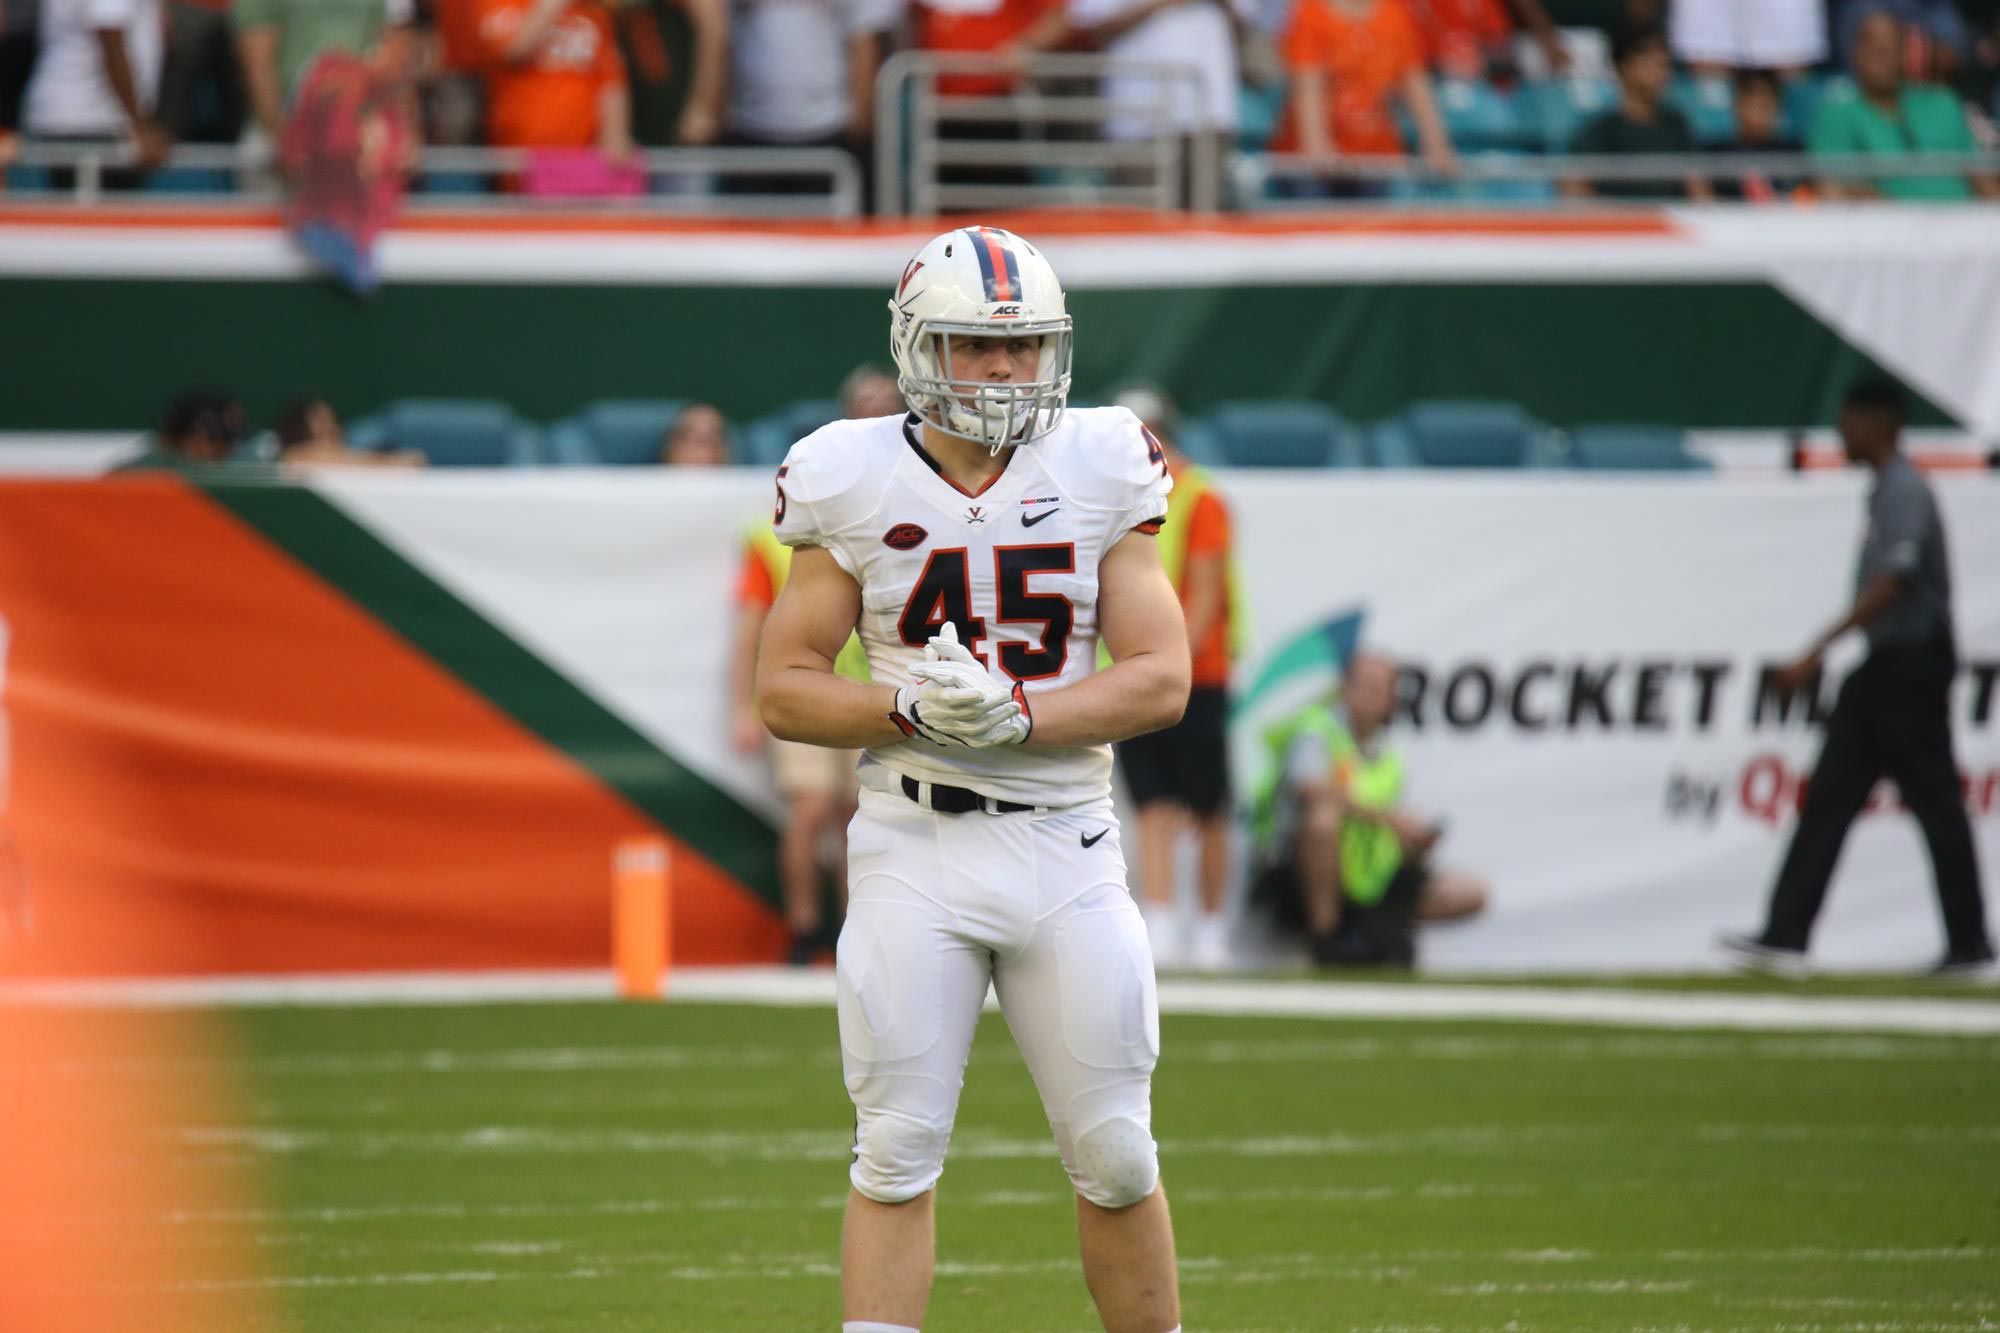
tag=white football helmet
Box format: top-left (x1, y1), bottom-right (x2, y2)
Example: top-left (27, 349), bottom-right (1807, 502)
top-left (887, 226), bottom-right (1073, 454)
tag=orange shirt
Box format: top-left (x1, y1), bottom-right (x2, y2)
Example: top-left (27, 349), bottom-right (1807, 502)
top-left (1174, 471), bottom-right (1233, 689)
top-left (915, 0), bottom-right (1063, 97)
top-left (1402, 0), bottom-right (1511, 78)
top-left (736, 544), bottom-right (776, 611)
top-left (476, 0), bottom-right (625, 149)
top-left (1272, 0), bottom-right (1423, 156)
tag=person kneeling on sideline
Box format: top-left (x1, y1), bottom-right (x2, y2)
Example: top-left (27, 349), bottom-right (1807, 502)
top-left (1251, 651), bottom-right (1487, 967)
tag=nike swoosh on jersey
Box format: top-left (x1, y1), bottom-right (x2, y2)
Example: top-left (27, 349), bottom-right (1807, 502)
top-left (1081, 828), bottom-right (1108, 848)
top-left (1022, 507), bottom-right (1061, 528)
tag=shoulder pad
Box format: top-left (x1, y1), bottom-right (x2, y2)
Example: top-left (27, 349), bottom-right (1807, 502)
top-left (775, 417), bottom-right (897, 544)
top-left (1043, 406), bottom-right (1166, 512)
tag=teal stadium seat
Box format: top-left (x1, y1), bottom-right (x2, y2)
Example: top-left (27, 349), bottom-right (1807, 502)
top-left (1170, 418), bottom-right (1228, 468)
top-left (1237, 81), bottom-right (1286, 155)
top-left (1527, 75), bottom-right (1620, 152)
top-left (548, 399), bottom-right (688, 465)
top-left (348, 399), bottom-right (544, 466)
top-left (146, 167), bottom-right (234, 193)
top-left (1436, 77), bottom-right (1528, 150)
top-left (1389, 148), bottom-right (1556, 203)
top-left (744, 399), bottom-right (841, 467)
top-left (1367, 400), bottom-right (1556, 468)
top-left (1671, 74), bottom-right (1737, 145)
top-left (1200, 400), bottom-right (1365, 467)
top-left (413, 172), bottom-right (492, 196)
top-left (1565, 424), bottom-right (1711, 470)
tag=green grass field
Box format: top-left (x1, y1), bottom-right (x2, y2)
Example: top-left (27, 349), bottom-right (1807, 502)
top-left (148, 994), bottom-right (2000, 1332)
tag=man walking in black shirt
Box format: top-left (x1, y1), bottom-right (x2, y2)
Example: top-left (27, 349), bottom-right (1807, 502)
top-left (1721, 378), bottom-right (1994, 979)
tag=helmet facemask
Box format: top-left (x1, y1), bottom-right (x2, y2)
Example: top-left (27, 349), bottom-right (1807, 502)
top-left (897, 318), bottom-right (1073, 455)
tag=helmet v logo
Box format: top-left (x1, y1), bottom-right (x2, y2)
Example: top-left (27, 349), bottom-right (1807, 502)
top-left (897, 260), bottom-right (925, 299)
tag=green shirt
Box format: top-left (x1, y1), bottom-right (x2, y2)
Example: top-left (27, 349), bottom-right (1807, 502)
top-left (1807, 82), bottom-right (1976, 201)
top-left (235, 0), bottom-right (405, 97)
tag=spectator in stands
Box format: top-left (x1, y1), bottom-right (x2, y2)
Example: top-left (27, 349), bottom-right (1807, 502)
top-left (23, 0), bottom-right (173, 188)
top-left (1270, 0), bottom-right (1457, 194)
top-left (723, 0), bottom-right (895, 196)
top-left (1070, 0), bottom-right (1249, 206)
top-left (1837, 0), bottom-right (1970, 85)
top-left (272, 396), bottom-right (426, 466)
top-left (1811, 8), bottom-right (2000, 199)
top-left (0, 0), bottom-right (41, 167)
top-left (1564, 21), bottom-right (1715, 199)
top-left (115, 389), bottom-right (247, 470)
top-left (1403, 0), bottom-right (1571, 81)
top-left (1957, 0), bottom-right (2000, 110)
top-left (610, 0), bottom-right (726, 147)
top-left (237, 0), bottom-right (414, 147)
top-left (838, 363), bottom-right (902, 418)
top-left (1111, 384), bottom-right (1240, 971)
top-left (1712, 66), bottom-right (1805, 200)
top-left (157, 0), bottom-right (245, 143)
top-left (1255, 651), bottom-right (1488, 968)
top-left (474, 0), bottom-right (634, 159)
top-left (658, 401), bottom-right (730, 464)
top-left (914, 0), bottom-right (1068, 194)
top-left (1669, 0), bottom-right (1827, 77)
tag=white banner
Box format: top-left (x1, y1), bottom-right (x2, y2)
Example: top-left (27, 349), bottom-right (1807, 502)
top-left (1228, 474), bottom-right (2000, 972)
top-left (315, 469), bottom-right (2000, 974)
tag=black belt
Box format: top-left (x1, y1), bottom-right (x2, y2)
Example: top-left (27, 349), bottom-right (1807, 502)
top-left (901, 775), bottom-right (1035, 815)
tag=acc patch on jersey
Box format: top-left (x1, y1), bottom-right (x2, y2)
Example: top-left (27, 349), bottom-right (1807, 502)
top-left (882, 523), bottom-right (928, 550)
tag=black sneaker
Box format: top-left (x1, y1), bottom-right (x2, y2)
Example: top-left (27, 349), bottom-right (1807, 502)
top-left (1929, 948), bottom-right (1998, 982)
top-left (1716, 932), bottom-right (1810, 979)
top-left (785, 933), bottom-right (816, 967)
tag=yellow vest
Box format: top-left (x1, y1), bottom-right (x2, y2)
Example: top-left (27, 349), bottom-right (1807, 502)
top-left (747, 523), bottom-right (872, 682)
top-left (1099, 462), bottom-right (1250, 668)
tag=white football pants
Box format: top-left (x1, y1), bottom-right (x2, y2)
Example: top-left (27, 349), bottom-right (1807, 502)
top-left (836, 784), bottom-right (1162, 1210)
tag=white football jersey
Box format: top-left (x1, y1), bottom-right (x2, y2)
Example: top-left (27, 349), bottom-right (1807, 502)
top-left (774, 407), bottom-right (1173, 806)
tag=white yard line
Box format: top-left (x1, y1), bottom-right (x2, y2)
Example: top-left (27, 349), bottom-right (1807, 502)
top-left (54, 1033), bottom-right (1994, 1084)
top-left (157, 1123), bottom-right (1999, 1161)
top-left (7, 967), bottom-right (1999, 1035)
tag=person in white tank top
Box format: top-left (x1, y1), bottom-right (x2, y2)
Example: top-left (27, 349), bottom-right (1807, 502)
top-left (757, 225), bottom-right (1192, 1333)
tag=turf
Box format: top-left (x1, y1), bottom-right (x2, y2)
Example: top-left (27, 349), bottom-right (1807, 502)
top-left (174, 1001), bottom-right (2000, 1330)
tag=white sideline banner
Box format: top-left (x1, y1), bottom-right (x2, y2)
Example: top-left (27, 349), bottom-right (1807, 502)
top-left (318, 470), bottom-right (2000, 973)
top-left (1224, 474), bottom-right (2000, 972)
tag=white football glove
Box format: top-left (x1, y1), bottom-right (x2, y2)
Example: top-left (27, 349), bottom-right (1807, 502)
top-left (886, 623), bottom-right (1033, 747)
top-left (886, 623), bottom-right (1004, 745)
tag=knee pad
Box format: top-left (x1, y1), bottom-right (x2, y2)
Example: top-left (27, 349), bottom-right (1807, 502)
top-left (849, 1113), bottom-right (950, 1204)
top-left (1070, 1116), bottom-right (1159, 1210)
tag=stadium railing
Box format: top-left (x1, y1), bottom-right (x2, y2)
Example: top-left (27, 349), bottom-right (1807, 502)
top-left (1240, 150), bottom-right (2000, 206)
top-left (874, 50), bottom-right (1218, 217)
top-left (1, 142), bottom-right (865, 218)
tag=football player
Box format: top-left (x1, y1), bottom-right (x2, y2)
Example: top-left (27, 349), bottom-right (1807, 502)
top-left (756, 225), bottom-right (1191, 1333)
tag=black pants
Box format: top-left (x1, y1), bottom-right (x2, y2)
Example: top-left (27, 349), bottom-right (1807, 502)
top-left (0, 26), bottom-right (35, 134)
top-left (1762, 636), bottom-right (1989, 955)
top-left (157, 0), bottom-right (246, 143)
